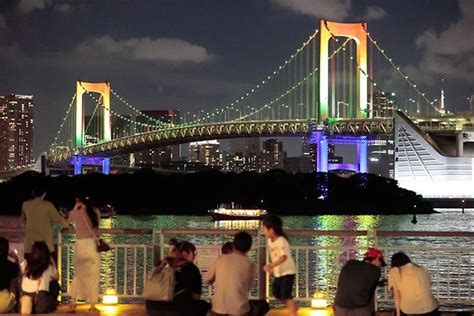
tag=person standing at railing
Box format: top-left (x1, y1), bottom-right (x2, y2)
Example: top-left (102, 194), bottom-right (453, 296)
top-left (334, 247), bottom-right (386, 316)
top-left (388, 252), bottom-right (440, 316)
top-left (65, 196), bottom-right (101, 314)
top-left (262, 214), bottom-right (298, 316)
top-left (21, 183), bottom-right (71, 261)
top-left (204, 232), bottom-right (269, 316)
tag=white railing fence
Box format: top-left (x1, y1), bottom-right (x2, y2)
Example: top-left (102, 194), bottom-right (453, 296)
top-left (1, 228), bottom-right (473, 307)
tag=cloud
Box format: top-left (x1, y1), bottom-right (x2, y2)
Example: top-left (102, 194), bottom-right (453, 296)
top-left (76, 36), bottom-right (214, 63)
top-left (0, 15), bottom-right (5, 28)
top-left (18, 0), bottom-right (48, 14)
top-left (410, 0), bottom-right (474, 84)
top-left (271, 0), bottom-right (350, 21)
top-left (54, 3), bottom-right (72, 13)
top-left (364, 6), bottom-right (386, 21)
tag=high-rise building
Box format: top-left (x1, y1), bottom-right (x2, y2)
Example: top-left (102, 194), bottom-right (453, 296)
top-left (373, 92), bottom-right (396, 118)
top-left (0, 94), bottom-right (34, 171)
top-left (368, 134), bottom-right (394, 178)
top-left (134, 110), bottom-right (181, 166)
top-left (228, 137), bottom-right (260, 155)
top-left (260, 139), bottom-right (286, 172)
top-left (188, 140), bottom-right (221, 168)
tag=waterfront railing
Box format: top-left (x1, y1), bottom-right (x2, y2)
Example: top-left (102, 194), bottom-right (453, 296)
top-left (1, 228), bottom-right (473, 307)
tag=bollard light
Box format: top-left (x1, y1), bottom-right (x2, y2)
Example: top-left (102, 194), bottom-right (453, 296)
top-left (102, 288), bottom-right (118, 305)
top-left (311, 292), bottom-right (328, 309)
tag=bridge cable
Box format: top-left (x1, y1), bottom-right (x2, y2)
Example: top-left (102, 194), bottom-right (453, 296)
top-left (78, 84), bottom-right (162, 131)
top-left (234, 38), bottom-right (351, 121)
top-left (84, 95), bottom-right (103, 144)
top-left (324, 22), bottom-right (440, 116)
top-left (49, 93), bottom-right (76, 153)
top-left (109, 89), bottom-right (172, 128)
top-left (362, 27), bottom-right (441, 114)
top-left (180, 29), bottom-right (320, 127)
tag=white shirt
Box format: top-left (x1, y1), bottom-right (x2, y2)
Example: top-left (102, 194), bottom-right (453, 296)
top-left (21, 261), bottom-right (58, 293)
top-left (267, 236), bottom-right (296, 277)
top-left (388, 263), bottom-right (439, 314)
top-left (204, 253), bottom-right (256, 315)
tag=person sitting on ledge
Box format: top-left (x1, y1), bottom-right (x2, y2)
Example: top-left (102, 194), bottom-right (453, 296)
top-left (146, 240), bottom-right (209, 316)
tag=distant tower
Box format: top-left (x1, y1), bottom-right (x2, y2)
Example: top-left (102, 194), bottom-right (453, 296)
top-left (439, 79), bottom-right (446, 115)
top-left (470, 95), bottom-right (474, 114)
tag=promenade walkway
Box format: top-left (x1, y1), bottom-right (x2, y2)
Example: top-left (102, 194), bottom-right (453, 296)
top-left (10, 304), bottom-right (470, 315)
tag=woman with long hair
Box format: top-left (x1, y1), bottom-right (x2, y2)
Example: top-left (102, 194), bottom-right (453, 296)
top-left (20, 241), bottom-right (58, 314)
top-left (389, 252), bottom-right (440, 316)
top-left (66, 196), bottom-right (101, 313)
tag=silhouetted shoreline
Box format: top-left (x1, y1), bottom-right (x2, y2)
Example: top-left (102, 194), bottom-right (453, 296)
top-left (0, 169), bottom-right (433, 215)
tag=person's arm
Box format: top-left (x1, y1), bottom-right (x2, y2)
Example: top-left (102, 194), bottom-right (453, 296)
top-left (21, 203), bottom-right (26, 226)
top-left (190, 264), bottom-right (203, 300)
top-left (264, 255), bottom-right (287, 272)
top-left (203, 259), bottom-right (217, 285)
top-left (388, 269), bottom-right (401, 316)
top-left (9, 262), bottom-right (20, 295)
top-left (393, 287), bottom-right (401, 316)
top-left (50, 203), bottom-right (71, 228)
top-left (49, 259), bottom-right (59, 281)
top-left (264, 238), bottom-right (289, 272)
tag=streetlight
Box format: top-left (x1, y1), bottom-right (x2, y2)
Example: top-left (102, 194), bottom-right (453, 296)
top-left (337, 101), bottom-right (349, 118)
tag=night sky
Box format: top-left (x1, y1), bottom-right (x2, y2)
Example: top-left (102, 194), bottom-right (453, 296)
top-left (1, 0), bottom-right (473, 156)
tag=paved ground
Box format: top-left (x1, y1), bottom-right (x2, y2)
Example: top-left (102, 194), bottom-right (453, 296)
top-left (11, 304), bottom-right (333, 315)
top-left (9, 304), bottom-right (472, 315)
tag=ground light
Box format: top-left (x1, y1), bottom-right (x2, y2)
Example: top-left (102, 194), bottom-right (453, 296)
top-left (311, 292), bottom-right (328, 309)
top-left (102, 288), bottom-right (118, 305)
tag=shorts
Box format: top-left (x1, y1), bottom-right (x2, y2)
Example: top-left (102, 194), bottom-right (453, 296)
top-left (272, 274), bottom-right (295, 300)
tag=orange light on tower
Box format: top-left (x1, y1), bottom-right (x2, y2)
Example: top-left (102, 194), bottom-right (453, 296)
top-left (319, 20), bottom-right (368, 121)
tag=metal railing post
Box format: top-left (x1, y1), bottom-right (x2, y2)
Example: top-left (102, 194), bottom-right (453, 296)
top-left (257, 230), bottom-right (267, 300)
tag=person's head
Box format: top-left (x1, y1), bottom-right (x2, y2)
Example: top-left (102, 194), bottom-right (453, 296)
top-left (262, 214), bottom-right (287, 240)
top-left (0, 237), bottom-right (9, 261)
top-left (221, 241), bottom-right (233, 254)
top-left (363, 247), bottom-right (387, 268)
top-left (76, 195), bottom-right (99, 229)
top-left (390, 252), bottom-right (411, 268)
top-left (168, 238), bottom-right (180, 258)
top-left (232, 232), bottom-right (252, 254)
top-left (177, 241), bottom-right (197, 263)
top-left (26, 241), bottom-right (51, 279)
top-left (32, 183), bottom-right (46, 199)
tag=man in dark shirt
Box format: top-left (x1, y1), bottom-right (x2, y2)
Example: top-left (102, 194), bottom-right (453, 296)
top-left (0, 237), bottom-right (20, 313)
top-left (334, 247), bottom-right (386, 316)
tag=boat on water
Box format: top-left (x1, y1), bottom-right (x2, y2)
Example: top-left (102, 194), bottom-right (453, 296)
top-left (209, 203), bottom-right (267, 221)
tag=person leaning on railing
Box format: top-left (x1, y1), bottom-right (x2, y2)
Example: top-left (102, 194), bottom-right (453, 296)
top-left (388, 252), bottom-right (440, 316)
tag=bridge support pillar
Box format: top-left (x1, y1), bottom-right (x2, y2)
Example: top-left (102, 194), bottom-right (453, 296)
top-left (74, 156), bottom-right (82, 175)
top-left (456, 132), bottom-right (464, 157)
top-left (102, 158), bottom-right (110, 175)
top-left (357, 136), bottom-right (368, 173)
top-left (315, 132), bottom-right (329, 172)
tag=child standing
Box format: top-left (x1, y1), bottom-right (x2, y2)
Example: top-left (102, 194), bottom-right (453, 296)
top-left (262, 214), bottom-right (298, 316)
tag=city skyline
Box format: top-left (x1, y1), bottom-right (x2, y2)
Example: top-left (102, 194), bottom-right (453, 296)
top-left (1, 1), bottom-right (473, 155)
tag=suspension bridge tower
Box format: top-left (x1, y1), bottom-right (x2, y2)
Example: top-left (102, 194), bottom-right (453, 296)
top-left (312, 20), bottom-right (369, 173)
top-left (74, 81), bottom-right (112, 174)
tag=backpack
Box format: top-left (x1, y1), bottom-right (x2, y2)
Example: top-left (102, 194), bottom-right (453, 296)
top-left (143, 262), bottom-right (176, 302)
